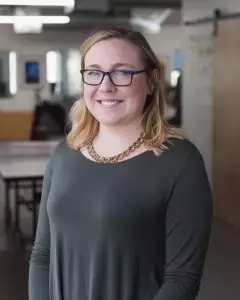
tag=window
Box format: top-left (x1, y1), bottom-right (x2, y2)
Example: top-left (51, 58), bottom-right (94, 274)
top-left (46, 51), bottom-right (61, 84)
top-left (9, 51), bottom-right (17, 95)
top-left (170, 70), bottom-right (181, 87)
top-left (66, 49), bottom-right (81, 95)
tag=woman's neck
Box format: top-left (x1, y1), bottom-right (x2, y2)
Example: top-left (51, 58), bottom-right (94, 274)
top-left (93, 123), bottom-right (144, 157)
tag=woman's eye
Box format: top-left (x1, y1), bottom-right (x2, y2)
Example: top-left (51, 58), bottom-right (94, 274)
top-left (114, 70), bottom-right (132, 76)
top-left (87, 71), bottom-right (101, 76)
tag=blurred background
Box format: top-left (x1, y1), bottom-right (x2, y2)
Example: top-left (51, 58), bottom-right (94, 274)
top-left (0, 0), bottom-right (239, 299)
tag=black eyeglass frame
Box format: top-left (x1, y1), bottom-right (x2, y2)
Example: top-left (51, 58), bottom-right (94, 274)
top-left (80, 69), bottom-right (148, 87)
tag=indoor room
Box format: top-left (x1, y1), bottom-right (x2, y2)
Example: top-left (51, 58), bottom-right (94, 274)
top-left (0, 1), bottom-right (239, 300)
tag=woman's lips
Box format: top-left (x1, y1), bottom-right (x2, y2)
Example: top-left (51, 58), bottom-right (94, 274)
top-left (97, 100), bottom-right (123, 108)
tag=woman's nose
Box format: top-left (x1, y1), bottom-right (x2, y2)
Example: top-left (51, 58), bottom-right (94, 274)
top-left (98, 74), bottom-right (116, 92)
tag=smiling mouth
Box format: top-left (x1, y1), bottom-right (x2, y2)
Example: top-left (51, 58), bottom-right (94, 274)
top-left (97, 100), bottom-right (123, 107)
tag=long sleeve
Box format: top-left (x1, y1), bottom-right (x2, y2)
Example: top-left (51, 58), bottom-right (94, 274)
top-left (28, 158), bottom-right (52, 300)
top-left (153, 146), bottom-right (213, 300)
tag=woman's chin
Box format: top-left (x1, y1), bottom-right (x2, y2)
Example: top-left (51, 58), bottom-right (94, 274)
top-left (97, 117), bottom-right (124, 127)
top-left (94, 112), bottom-right (141, 128)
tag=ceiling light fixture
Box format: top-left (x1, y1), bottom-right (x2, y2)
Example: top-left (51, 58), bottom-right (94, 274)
top-left (0, 15), bottom-right (70, 24)
top-left (0, 0), bottom-right (74, 6)
top-left (130, 9), bottom-right (172, 34)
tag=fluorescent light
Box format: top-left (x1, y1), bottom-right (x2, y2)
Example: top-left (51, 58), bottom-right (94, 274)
top-left (131, 17), bottom-right (162, 34)
top-left (46, 51), bottom-right (61, 83)
top-left (147, 23), bottom-right (161, 34)
top-left (9, 51), bottom-right (17, 95)
top-left (170, 70), bottom-right (181, 87)
top-left (0, 16), bottom-right (70, 24)
top-left (67, 49), bottom-right (81, 95)
top-left (149, 9), bottom-right (172, 24)
top-left (14, 21), bottom-right (43, 33)
top-left (0, 0), bottom-right (74, 6)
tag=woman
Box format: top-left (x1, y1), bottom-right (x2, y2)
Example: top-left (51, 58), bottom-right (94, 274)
top-left (29, 27), bottom-right (212, 300)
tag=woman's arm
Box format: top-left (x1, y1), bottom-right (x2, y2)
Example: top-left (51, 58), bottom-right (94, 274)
top-left (154, 146), bottom-right (213, 300)
top-left (28, 159), bottom-right (52, 300)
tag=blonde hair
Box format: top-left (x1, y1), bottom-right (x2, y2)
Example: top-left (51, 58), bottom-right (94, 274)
top-left (67, 27), bottom-right (183, 155)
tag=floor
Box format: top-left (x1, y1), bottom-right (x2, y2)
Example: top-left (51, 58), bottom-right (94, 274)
top-left (0, 220), bottom-right (29, 300)
top-left (0, 219), bottom-right (239, 300)
top-left (197, 220), bottom-right (240, 300)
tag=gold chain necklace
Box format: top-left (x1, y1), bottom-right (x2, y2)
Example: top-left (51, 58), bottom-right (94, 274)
top-left (87, 132), bottom-right (145, 164)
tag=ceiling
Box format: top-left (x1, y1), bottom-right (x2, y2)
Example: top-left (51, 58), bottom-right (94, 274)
top-left (0, 0), bottom-right (182, 32)
top-left (56, 0), bottom-right (181, 31)
top-left (111, 0), bottom-right (180, 8)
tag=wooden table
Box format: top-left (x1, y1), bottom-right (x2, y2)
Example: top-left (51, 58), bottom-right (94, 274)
top-left (0, 141), bottom-right (58, 245)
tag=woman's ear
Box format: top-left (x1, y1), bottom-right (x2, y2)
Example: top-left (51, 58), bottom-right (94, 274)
top-left (147, 72), bottom-right (155, 95)
top-left (147, 68), bottom-right (159, 95)
top-left (147, 88), bottom-right (153, 95)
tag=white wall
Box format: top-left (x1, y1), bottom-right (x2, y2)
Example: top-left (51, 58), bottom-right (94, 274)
top-left (0, 25), bottom-right (183, 111)
top-left (0, 26), bottom-right (90, 111)
top-left (183, 0), bottom-right (240, 21)
top-left (144, 25), bottom-right (184, 80)
top-left (182, 0), bottom-right (240, 181)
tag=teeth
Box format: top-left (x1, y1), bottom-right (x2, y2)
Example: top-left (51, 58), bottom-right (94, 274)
top-left (100, 100), bottom-right (120, 107)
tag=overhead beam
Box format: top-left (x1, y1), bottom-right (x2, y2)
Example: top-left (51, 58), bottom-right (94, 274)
top-left (112, 0), bottom-right (181, 9)
top-left (74, 0), bottom-right (110, 13)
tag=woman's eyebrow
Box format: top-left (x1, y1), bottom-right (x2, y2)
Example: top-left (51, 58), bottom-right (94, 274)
top-left (85, 63), bottom-right (137, 69)
top-left (112, 63), bottom-right (136, 68)
top-left (85, 64), bottom-right (101, 69)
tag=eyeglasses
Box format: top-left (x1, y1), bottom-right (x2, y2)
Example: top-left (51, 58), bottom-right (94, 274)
top-left (80, 69), bottom-right (147, 87)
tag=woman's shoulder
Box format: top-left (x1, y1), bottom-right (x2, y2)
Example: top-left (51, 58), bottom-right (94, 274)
top-left (156, 138), bottom-right (208, 185)
top-left (51, 138), bottom-right (68, 155)
top-left (163, 137), bottom-right (204, 167)
top-left (48, 138), bottom-right (75, 164)
top-left (165, 137), bottom-right (199, 154)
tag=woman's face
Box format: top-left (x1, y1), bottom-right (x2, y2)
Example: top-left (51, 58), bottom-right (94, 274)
top-left (83, 38), bottom-right (151, 127)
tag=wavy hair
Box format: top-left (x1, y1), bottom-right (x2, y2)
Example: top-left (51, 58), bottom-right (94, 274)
top-left (67, 27), bottom-right (183, 155)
